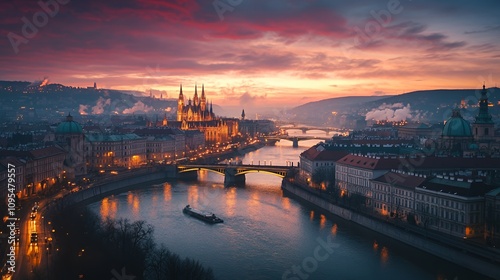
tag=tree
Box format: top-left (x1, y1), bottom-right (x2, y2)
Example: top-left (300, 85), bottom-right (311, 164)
top-left (145, 245), bottom-right (215, 280)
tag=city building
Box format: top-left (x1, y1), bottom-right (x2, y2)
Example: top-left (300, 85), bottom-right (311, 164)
top-left (371, 171), bottom-right (427, 220)
top-left (415, 176), bottom-right (494, 238)
top-left (55, 113), bottom-right (87, 177)
top-left (170, 84), bottom-right (236, 144)
top-left (184, 130), bottom-right (206, 151)
top-left (0, 146), bottom-right (66, 196)
top-left (134, 128), bottom-right (186, 159)
top-left (177, 84), bottom-right (214, 122)
top-left (85, 133), bottom-right (146, 169)
top-left (472, 85), bottom-right (496, 150)
top-left (439, 109), bottom-right (474, 154)
top-left (397, 123), bottom-right (442, 139)
top-left (299, 143), bottom-right (348, 185)
top-left (0, 157), bottom-right (25, 197)
top-left (335, 154), bottom-right (400, 207)
top-left (485, 188), bottom-right (500, 246)
top-left (145, 135), bottom-right (176, 162)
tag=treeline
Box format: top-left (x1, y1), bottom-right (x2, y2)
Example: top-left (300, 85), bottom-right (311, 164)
top-left (48, 206), bottom-right (215, 280)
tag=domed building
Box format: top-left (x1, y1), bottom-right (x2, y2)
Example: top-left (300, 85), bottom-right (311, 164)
top-left (55, 114), bottom-right (87, 177)
top-left (440, 109), bottom-right (474, 154)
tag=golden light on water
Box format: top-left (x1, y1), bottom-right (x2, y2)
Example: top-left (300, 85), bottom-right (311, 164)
top-left (281, 197), bottom-right (291, 210)
top-left (100, 197), bottom-right (117, 219)
top-left (188, 186), bottom-right (199, 206)
top-left (225, 187), bottom-right (237, 217)
top-left (319, 214), bottom-right (326, 229)
top-left (380, 246), bottom-right (389, 264)
top-left (246, 192), bottom-right (261, 218)
top-left (331, 223), bottom-right (338, 235)
top-left (163, 183), bottom-right (172, 201)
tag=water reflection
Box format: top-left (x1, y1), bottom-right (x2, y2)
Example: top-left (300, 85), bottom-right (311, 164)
top-left (281, 197), bottom-right (291, 210)
top-left (309, 210), bottom-right (315, 221)
top-left (247, 192), bottom-right (261, 217)
top-left (331, 223), bottom-right (338, 236)
top-left (163, 183), bottom-right (172, 201)
top-left (188, 185), bottom-right (199, 206)
top-left (380, 247), bottom-right (389, 264)
top-left (319, 214), bottom-right (327, 229)
top-left (131, 194), bottom-right (140, 218)
top-left (225, 187), bottom-right (237, 217)
top-left (100, 197), bottom-right (117, 219)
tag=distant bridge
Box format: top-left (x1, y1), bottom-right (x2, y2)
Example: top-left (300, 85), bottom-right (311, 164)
top-left (177, 164), bottom-right (298, 185)
top-left (264, 135), bottom-right (331, 147)
top-left (280, 125), bottom-right (348, 134)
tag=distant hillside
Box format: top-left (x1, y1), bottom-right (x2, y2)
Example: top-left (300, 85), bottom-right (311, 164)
top-left (289, 88), bottom-right (500, 127)
top-left (364, 88), bottom-right (500, 122)
top-left (290, 96), bottom-right (389, 125)
top-left (0, 80), bottom-right (178, 121)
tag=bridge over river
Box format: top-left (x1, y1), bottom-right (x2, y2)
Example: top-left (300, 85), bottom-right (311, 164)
top-left (263, 135), bottom-right (331, 147)
top-left (177, 163), bottom-right (298, 185)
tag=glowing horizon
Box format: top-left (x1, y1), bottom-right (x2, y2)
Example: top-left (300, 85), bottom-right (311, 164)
top-left (1, 0), bottom-right (499, 109)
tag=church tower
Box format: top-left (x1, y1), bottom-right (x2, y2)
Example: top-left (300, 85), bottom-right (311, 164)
top-left (473, 85), bottom-right (495, 149)
top-left (177, 84), bottom-right (184, 121)
top-left (193, 84), bottom-right (199, 107)
top-left (200, 84), bottom-right (207, 112)
top-left (241, 109), bottom-right (245, 120)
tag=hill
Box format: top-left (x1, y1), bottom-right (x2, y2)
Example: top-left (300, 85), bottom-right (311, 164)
top-left (289, 88), bottom-right (500, 127)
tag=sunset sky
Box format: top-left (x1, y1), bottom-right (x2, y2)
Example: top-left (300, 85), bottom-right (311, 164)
top-left (1, 0), bottom-right (500, 108)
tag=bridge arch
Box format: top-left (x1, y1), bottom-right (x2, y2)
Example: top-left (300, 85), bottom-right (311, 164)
top-left (178, 167), bottom-right (225, 176)
top-left (235, 169), bottom-right (286, 178)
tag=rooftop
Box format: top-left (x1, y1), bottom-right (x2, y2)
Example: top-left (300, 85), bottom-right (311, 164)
top-left (372, 171), bottom-right (428, 190)
top-left (85, 133), bottom-right (143, 142)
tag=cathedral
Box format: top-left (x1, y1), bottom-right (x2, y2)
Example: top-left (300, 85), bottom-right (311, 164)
top-left (174, 84), bottom-right (238, 144)
top-left (177, 84), bottom-right (215, 122)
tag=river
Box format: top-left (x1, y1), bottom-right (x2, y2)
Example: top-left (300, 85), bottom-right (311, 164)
top-left (88, 131), bottom-right (486, 280)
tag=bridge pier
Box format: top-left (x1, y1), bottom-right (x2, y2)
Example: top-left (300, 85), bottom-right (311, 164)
top-left (292, 137), bottom-right (299, 148)
top-left (224, 167), bottom-right (245, 186)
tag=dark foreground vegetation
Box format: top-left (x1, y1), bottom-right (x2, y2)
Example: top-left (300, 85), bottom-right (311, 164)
top-left (48, 206), bottom-right (215, 280)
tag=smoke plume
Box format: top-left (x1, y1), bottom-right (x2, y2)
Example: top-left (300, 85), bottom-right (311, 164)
top-left (79, 105), bottom-right (89, 115)
top-left (365, 103), bottom-right (412, 121)
top-left (92, 97), bottom-right (111, 114)
top-left (122, 101), bottom-right (153, 114)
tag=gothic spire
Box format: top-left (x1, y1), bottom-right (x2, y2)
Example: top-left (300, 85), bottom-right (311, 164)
top-left (193, 84), bottom-right (199, 106)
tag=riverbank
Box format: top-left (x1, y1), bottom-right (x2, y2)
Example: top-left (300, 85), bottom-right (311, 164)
top-left (60, 166), bottom-right (174, 207)
top-left (281, 179), bottom-right (500, 280)
top-left (61, 141), bottom-right (269, 207)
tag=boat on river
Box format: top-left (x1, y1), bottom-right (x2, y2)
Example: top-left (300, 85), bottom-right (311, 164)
top-left (183, 205), bottom-right (224, 224)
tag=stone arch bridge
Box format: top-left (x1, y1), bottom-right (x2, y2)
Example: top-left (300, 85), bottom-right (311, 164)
top-left (177, 164), bottom-right (298, 185)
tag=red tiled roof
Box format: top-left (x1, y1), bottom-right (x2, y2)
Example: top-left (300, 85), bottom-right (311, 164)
top-left (300, 145), bottom-right (349, 161)
top-left (337, 154), bottom-right (400, 170)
